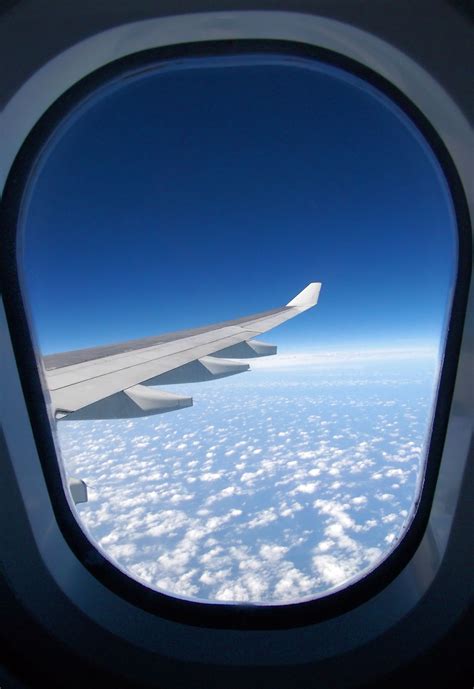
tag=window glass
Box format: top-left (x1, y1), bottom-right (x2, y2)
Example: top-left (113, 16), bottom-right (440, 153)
top-left (20, 54), bottom-right (456, 603)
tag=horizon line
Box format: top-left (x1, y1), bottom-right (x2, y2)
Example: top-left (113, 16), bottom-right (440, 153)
top-left (249, 345), bottom-right (440, 369)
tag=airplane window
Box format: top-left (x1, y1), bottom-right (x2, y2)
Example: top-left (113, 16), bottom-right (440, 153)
top-left (19, 52), bottom-right (457, 604)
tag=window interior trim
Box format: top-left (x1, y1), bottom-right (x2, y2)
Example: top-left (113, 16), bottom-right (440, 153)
top-left (0, 16), bottom-right (472, 683)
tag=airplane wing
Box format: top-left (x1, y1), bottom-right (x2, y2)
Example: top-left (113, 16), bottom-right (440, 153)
top-left (44, 283), bottom-right (321, 421)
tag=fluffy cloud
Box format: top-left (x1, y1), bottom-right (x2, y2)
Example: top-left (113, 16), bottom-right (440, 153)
top-left (58, 354), bottom-right (436, 603)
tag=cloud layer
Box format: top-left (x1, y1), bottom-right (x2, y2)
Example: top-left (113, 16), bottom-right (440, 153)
top-left (58, 354), bottom-right (437, 603)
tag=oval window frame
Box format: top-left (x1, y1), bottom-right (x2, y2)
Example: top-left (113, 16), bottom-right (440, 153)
top-left (0, 39), bottom-right (471, 630)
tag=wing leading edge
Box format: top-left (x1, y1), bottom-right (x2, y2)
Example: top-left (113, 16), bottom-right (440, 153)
top-left (45, 282), bottom-right (321, 422)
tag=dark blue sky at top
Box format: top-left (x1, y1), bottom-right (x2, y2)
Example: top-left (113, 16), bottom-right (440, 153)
top-left (20, 55), bottom-right (457, 355)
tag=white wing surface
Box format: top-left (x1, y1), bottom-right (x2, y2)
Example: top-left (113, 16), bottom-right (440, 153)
top-left (44, 283), bottom-right (321, 421)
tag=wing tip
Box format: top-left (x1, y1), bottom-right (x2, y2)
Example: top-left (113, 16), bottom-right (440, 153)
top-left (286, 282), bottom-right (322, 309)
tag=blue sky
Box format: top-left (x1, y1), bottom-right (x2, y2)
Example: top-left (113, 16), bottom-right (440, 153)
top-left (20, 54), bottom-right (457, 355)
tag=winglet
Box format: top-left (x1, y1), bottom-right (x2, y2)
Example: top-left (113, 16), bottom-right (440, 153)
top-left (286, 282), bottom-right (321, 309)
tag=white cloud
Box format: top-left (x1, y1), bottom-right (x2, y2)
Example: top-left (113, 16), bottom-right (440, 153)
top-left (58, 352), bottom-right (433, 604)
top-left (314, 499), bottom-right (356, 530)
top-left (248, 509), bottom-right (278, 529)
top-left (199, 569), bottom-right (231, 585)
top-left (376, 493), bottom-right (395, 502)
top-left (273, 565), bottom-right (314, 600)
top-left (200, 471), bottom-right (223, 481)
top-left (352, 495), bottom-right (367, 506)
top-left (158, 548), bottom-right (194, 573)
top-left (145, 510), bottom-right (189, 537)
top-left (279, 501), bottom-right (303, 518)
top-left (106, 543), bottom-right (137, 559)
top-left (312, 555), bottom-right (354, 586)
top-left (214, 581), bottom-right (249, 602)
top-left (316, 539), bottom-right (334, 552)
top-left (293, 482), bottom-right (318, 495)
top-left (240, 469), bottom-right (263, 483)
top-left (382, 513), bottom-right (398, 524)
top-left (259, 544), bottom-right (288, 562)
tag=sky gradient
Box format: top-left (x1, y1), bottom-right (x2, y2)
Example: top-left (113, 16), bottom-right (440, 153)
top-left (20, 54), bottom-right (456, 355)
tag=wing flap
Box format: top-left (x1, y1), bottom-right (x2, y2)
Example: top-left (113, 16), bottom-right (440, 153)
top-left (142, 356), bottom-right (249, 386)
top-left (212, 340), bottom-right (277, 358)
top-left (56, 384), bottom-right (193, 420)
